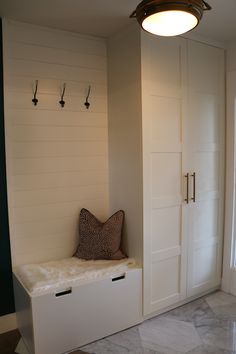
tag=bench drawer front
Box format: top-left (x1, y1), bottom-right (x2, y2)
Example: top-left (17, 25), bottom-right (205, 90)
top-left (32, 269), bottom-right (142, 354)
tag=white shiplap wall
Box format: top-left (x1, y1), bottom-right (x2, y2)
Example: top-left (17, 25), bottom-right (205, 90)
top-left (3, 20), bottom-right (109, 266)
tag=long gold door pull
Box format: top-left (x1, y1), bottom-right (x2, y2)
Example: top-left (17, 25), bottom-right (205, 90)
top-left (184, 173), bottom-right (189, 204)
top-left (191, 172), bottom-right (196, 202)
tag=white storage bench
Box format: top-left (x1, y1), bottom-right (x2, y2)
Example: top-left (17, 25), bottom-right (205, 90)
top-left (13, 257), bottom-right (142, 354)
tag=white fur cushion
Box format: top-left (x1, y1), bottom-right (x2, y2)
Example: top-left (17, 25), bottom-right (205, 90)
top-left (14, 257), bottom-right (136, 296)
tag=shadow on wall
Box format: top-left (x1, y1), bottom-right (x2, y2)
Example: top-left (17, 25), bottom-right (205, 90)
top-left (0, 18), bottom-right (15, 317)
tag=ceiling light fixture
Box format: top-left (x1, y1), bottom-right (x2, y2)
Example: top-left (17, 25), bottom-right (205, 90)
top-left (130, 0), bottom-right (211, 37)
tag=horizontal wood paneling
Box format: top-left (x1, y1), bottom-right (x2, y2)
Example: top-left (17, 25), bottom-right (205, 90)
top-left (11, 185), bottom-right (107, 207)
top-left (3, 20), bottom-right (109, 266)
top-left (11, 247), bottom-right (78, 265)
top-left (12, 217), bottom-right (77, 239)
top-left (7, 42), bottom-right (107, 70)
top-left (11, 233), bottom-right (79, 256)
top-left (9, 125), bottom-right (107, 142)
top-left (11, 156), bottom-right (108, 175)
top-left (12, 199), bottom-right (108, 223)
top-left (6, 22), bottom-right (106, 56)
top-left (7, 59), bottom-right (106, 84)
top-left (7, 110), bottom-right (107, 127)
top-left (12, 171), bottom-right (108, 191)
top-left (11, 141), bottom-right (107, 158)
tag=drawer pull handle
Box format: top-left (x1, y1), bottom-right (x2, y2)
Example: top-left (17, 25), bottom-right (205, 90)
top-left (184, 173), bottom-right (189, 204)
top-left (112, 275), bottom-right (125, 282)
top-left (55, 288), bottom-right (72, 297)
top-left (191, 172), bottom-right (196, 203)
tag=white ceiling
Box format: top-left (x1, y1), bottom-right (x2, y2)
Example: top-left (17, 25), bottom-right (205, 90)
top-left (0, 0), bottom-right (236, 43)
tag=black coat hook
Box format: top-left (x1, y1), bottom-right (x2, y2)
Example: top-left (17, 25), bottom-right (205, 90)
top-left (84, 85), bottom-right (91, 109)
top-left (32, 80), bottom-right (38, 106)
top-left (59, 83), bottom-right (66, 108)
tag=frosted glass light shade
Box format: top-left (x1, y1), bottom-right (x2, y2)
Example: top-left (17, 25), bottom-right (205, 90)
top-left (142, 10), bottom-right (198, 36)
top-left (130, 0), bottom-right (212, 37)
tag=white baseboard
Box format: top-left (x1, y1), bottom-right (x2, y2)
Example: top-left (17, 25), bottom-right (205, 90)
top-left (143, 286), bottom-right (220, 320)
top-left (0, 313), bottom-right (17, 334)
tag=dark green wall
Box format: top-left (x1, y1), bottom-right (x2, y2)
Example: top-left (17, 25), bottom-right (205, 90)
top-left (0, 19), bottom-right (15, 316)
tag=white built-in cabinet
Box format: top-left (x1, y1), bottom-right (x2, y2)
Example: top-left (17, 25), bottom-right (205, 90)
top-left (185, 41), bottom-right (224, 299)
top-left (108, 24), bottom-right (225, 317)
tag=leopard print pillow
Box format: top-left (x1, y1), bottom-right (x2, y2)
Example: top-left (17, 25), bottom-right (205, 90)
top-left (74, 208), bottom-right (126, 260)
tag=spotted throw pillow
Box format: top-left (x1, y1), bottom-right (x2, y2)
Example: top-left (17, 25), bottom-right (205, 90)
top-left (74, 208), bottom-right (126, 260)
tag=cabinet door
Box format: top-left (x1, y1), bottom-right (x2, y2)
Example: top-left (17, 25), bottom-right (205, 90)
top-left (142, 34), bottom-right (188, 315)
top-left (186, 41), bottom-right (225, 297)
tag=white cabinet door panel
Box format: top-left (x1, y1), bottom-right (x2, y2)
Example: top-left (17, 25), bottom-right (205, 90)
top-left (192, 244), bottom-right (218, 286)
top-left (195, 152), bottom-right (219, 194)
top-left (151, 207), bottom-right (181, 251)
top-left (151, 96), bottom-right (182, 150)
top-left (151, 256), bottom-right (181, 308)
top-left (143, 36), bottom-right (182, 95)
top-left (142, 35), bottom-right (187, 315)
top-left (187, 42), bottom-right (222, 94)
top-left (151, 153), bottom-right (182, 201)
top-left (188, 94), bottom-right (220, 147)
top-left (142, 35), bottom-right (224, 314)
top-left (186, 41), bottom-right (224, 297)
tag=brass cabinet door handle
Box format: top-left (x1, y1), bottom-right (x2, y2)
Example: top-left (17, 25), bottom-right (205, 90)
top-left (191, 172), bottom-right (196, 202)
top-left (184, 173), bottom-right (189, 204)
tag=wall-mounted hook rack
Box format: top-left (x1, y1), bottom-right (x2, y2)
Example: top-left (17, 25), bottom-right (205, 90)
top-left (84, 85), bottom-right (91, 109)
top-left (59, 83), bottom-right (66, 108)
top-left (32, 80), bottom-right (39, 106)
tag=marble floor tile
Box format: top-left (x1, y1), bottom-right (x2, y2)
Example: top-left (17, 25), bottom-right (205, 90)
top-left (162, 298), bottom-right (215, 325)
top-left (81, 326), bottom-right (163, 354)
top-left (81, 291), bottom-right (236, 354)
top-left (139, 317), bottom-right (202, 354)
top-left (205, 292), bottom-right (236, 309)
top-left (208, 303), bottom-right (236, 320)
top-left (15, 338), bottom-right (30, 354)
top-left (81, 338), bottom-right (133, 354)
top-left (81, 336), bottom-right (161, 354)
top-left (105, 326), bottom-right (145, 352)
top-left (186, 344), bottom-right (236, 354)
top-left (205, 292), bottom-right (236, 320)
top-left (195, 317), bottom-right (236, 352)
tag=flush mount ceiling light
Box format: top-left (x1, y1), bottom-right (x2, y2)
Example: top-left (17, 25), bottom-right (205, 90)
top-left (130, 0), bottom-right (211, 37)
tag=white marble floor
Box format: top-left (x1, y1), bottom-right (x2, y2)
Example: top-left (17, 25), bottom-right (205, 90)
top-left (81, 291), bottom-right (236, 354)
